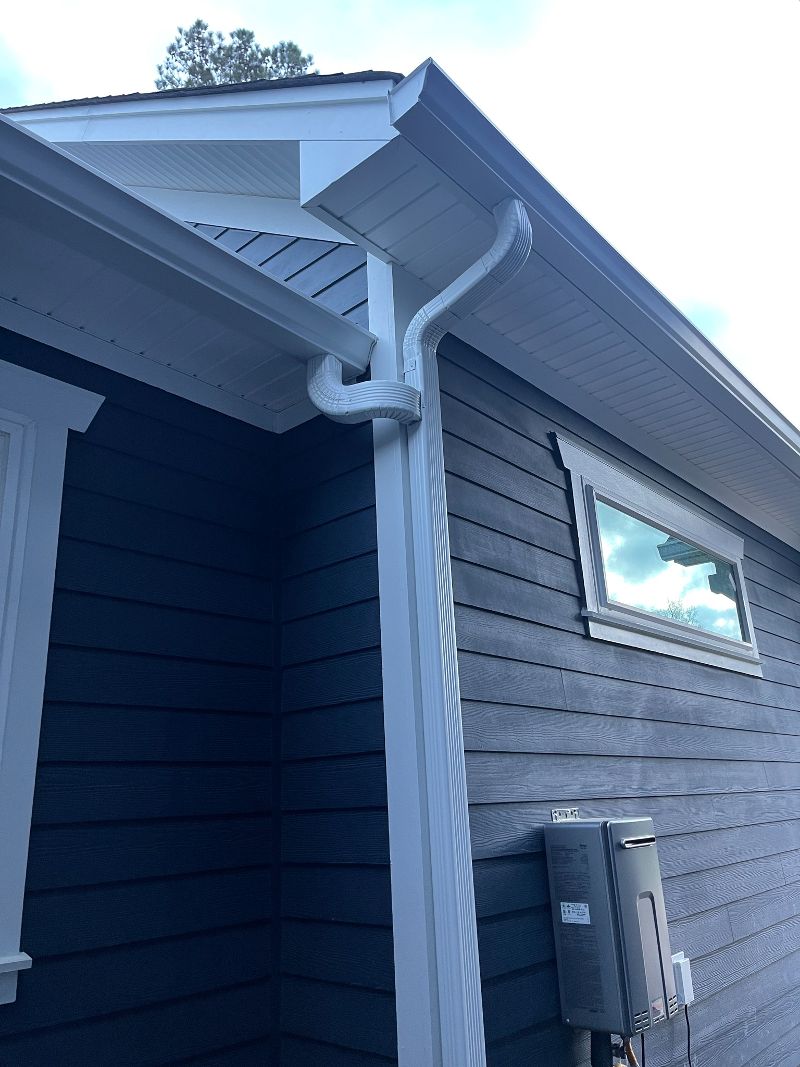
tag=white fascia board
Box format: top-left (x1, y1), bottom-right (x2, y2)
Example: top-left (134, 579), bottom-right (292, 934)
top-left (128, 187), bottom-right (353, 243)
top-left (13, 76), bottom-right (396, 120)
top-left (389, 60), bottom-right (800, 476)
top-left (10, 81), bottom-right (397, 145)
top-left (0, 116), bottom-right (375, 374)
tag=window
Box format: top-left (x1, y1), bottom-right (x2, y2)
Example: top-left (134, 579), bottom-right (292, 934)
top-left (555, 434), bottom-right (761, 676)
top-left (0, 359), bottom-right (103, 1005)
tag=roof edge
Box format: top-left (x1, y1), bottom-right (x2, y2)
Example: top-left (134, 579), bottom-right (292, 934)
top-left (3, 70), bottom-right (403, 114)
top-left (0, 113), bottom-right (375, 372)
top-left (390, 59), bottom-right (800, 469)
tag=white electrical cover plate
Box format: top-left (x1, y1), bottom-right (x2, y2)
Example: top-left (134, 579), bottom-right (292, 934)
top-left (560, 901), bottom-right (591, 925)
top-left (551, 808), bottom-right (580, 822)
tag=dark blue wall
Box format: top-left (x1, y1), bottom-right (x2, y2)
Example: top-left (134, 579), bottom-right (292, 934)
top-left (0, 328), bottom-right (395, 1065)
top-left (278, 416), bottom-right (396, 1065)
top-left (440, 335), bottom-right (800, 1067)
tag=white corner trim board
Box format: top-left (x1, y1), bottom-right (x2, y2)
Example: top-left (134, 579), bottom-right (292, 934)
top-left (0, 358), bottom-right (103, 1006)
top-left (367, 200), bottom-right (532, 1065)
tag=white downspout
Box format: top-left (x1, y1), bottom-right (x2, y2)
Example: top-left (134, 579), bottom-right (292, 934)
top-left (308, 197), bottom-right (532, 1066)
top-left (399, 196), bottom-right (532, 1067)
top-left (307, 198), bottom-right (531, 424)
top-left (403, 197), bottom-right (532, 371)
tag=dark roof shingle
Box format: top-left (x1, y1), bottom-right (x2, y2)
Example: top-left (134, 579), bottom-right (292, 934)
top-left (3, 70), bottom-right (403, 114)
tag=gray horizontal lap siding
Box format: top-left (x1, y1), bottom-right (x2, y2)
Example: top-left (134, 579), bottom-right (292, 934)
top-left (439, 334), bottom-right (800, 1067)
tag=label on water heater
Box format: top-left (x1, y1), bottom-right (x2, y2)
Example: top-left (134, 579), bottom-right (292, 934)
top-left (560, 901), bottom-right (591, 925)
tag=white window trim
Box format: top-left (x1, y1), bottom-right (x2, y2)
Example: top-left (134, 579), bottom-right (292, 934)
top-left (0, 358), bottom-right (103, 1005)
top-left (555, 434), bottom-right (762, 677)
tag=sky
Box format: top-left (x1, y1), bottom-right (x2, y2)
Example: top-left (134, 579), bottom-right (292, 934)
top-left (1, 0), bottom-right (798, 426)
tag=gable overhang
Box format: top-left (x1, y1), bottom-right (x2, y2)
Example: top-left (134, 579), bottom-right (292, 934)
top-left (9, 64), bottom-right (800, 547)
top-left (306, 60), bottom-right (800, 550)
top-left (6, 74), bottom-right (401, 241)
top-left (0, 116), bottom-right (375, 431)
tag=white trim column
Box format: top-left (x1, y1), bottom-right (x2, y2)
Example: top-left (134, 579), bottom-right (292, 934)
top-left (0, 358), bottom-right (103, 1005)
top-left (369, 258), bottom-right (486, 1067)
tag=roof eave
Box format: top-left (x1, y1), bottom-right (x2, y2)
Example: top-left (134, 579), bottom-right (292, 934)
top-left (390, 60), bottom-right (800, 471)
top-left (0, 115), bottom-right (375, 374)
top-left (3, 71), bottom-right (403, 115)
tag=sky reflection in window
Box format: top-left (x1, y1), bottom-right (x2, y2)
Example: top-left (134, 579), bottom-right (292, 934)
top-left (595, 500), bottom-right (744, 640)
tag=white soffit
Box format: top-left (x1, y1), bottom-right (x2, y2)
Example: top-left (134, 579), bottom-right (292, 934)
top-left (306, 61), bottom-right (800, 549)
top-left (0, 116), bottom-right (374, 432)
top-left (59, 140), bottom-right (300, 197)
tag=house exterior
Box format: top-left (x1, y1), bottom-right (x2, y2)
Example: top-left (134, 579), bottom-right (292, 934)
top-left (0, 61), bottom-right (797, 1067)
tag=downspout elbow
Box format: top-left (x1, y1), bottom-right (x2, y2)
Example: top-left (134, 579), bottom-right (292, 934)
top-left (307, 352), bottom-right (421, 424)
top-left (307, 198), bottom-right (532, 425)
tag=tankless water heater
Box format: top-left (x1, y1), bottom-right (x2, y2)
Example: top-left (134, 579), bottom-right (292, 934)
top-left (544, 817), bottom-right (679, 1037)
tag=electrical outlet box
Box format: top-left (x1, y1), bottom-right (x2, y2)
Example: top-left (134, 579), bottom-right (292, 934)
top-left (544, 817), bottom-right (679, 1036)
top-left (672, 952), bottom-right (694, 1006)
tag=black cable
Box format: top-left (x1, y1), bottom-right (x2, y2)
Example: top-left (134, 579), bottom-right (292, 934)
top-left (685, 1004), bottom-right (693, 1067)
top-left (590, 1030), bottom-right (613, 1067)
top-left (640, 1031), bottom-right (646, 1067)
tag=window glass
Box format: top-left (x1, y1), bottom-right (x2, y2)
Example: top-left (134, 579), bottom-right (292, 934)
top-left (595, 499), bottom-right (743, 640)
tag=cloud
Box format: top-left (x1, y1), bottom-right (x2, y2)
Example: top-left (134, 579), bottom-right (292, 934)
top-left (0, 37), bottom-right (38, 108)
top-left (459, 0), bottom-right (800, 426)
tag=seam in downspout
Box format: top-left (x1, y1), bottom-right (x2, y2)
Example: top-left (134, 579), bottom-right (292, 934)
top-left (306, 198), bottom-right (532, 425)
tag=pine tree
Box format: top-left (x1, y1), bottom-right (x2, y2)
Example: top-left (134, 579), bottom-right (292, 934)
top-left (156, 20), bottom-right (315, 90)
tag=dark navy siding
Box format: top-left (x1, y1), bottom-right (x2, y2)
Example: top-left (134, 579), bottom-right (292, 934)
top-left (278, 417), bottom-right (396, 1065)
top-left (0, 328), bottom-right (394, 1064)
top-left (439, 335), bottom-right (800, 1067)
top-left (0, 327), bottom-right (277, 1064)
top-left (193, 225), bottom-right (369, 330)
